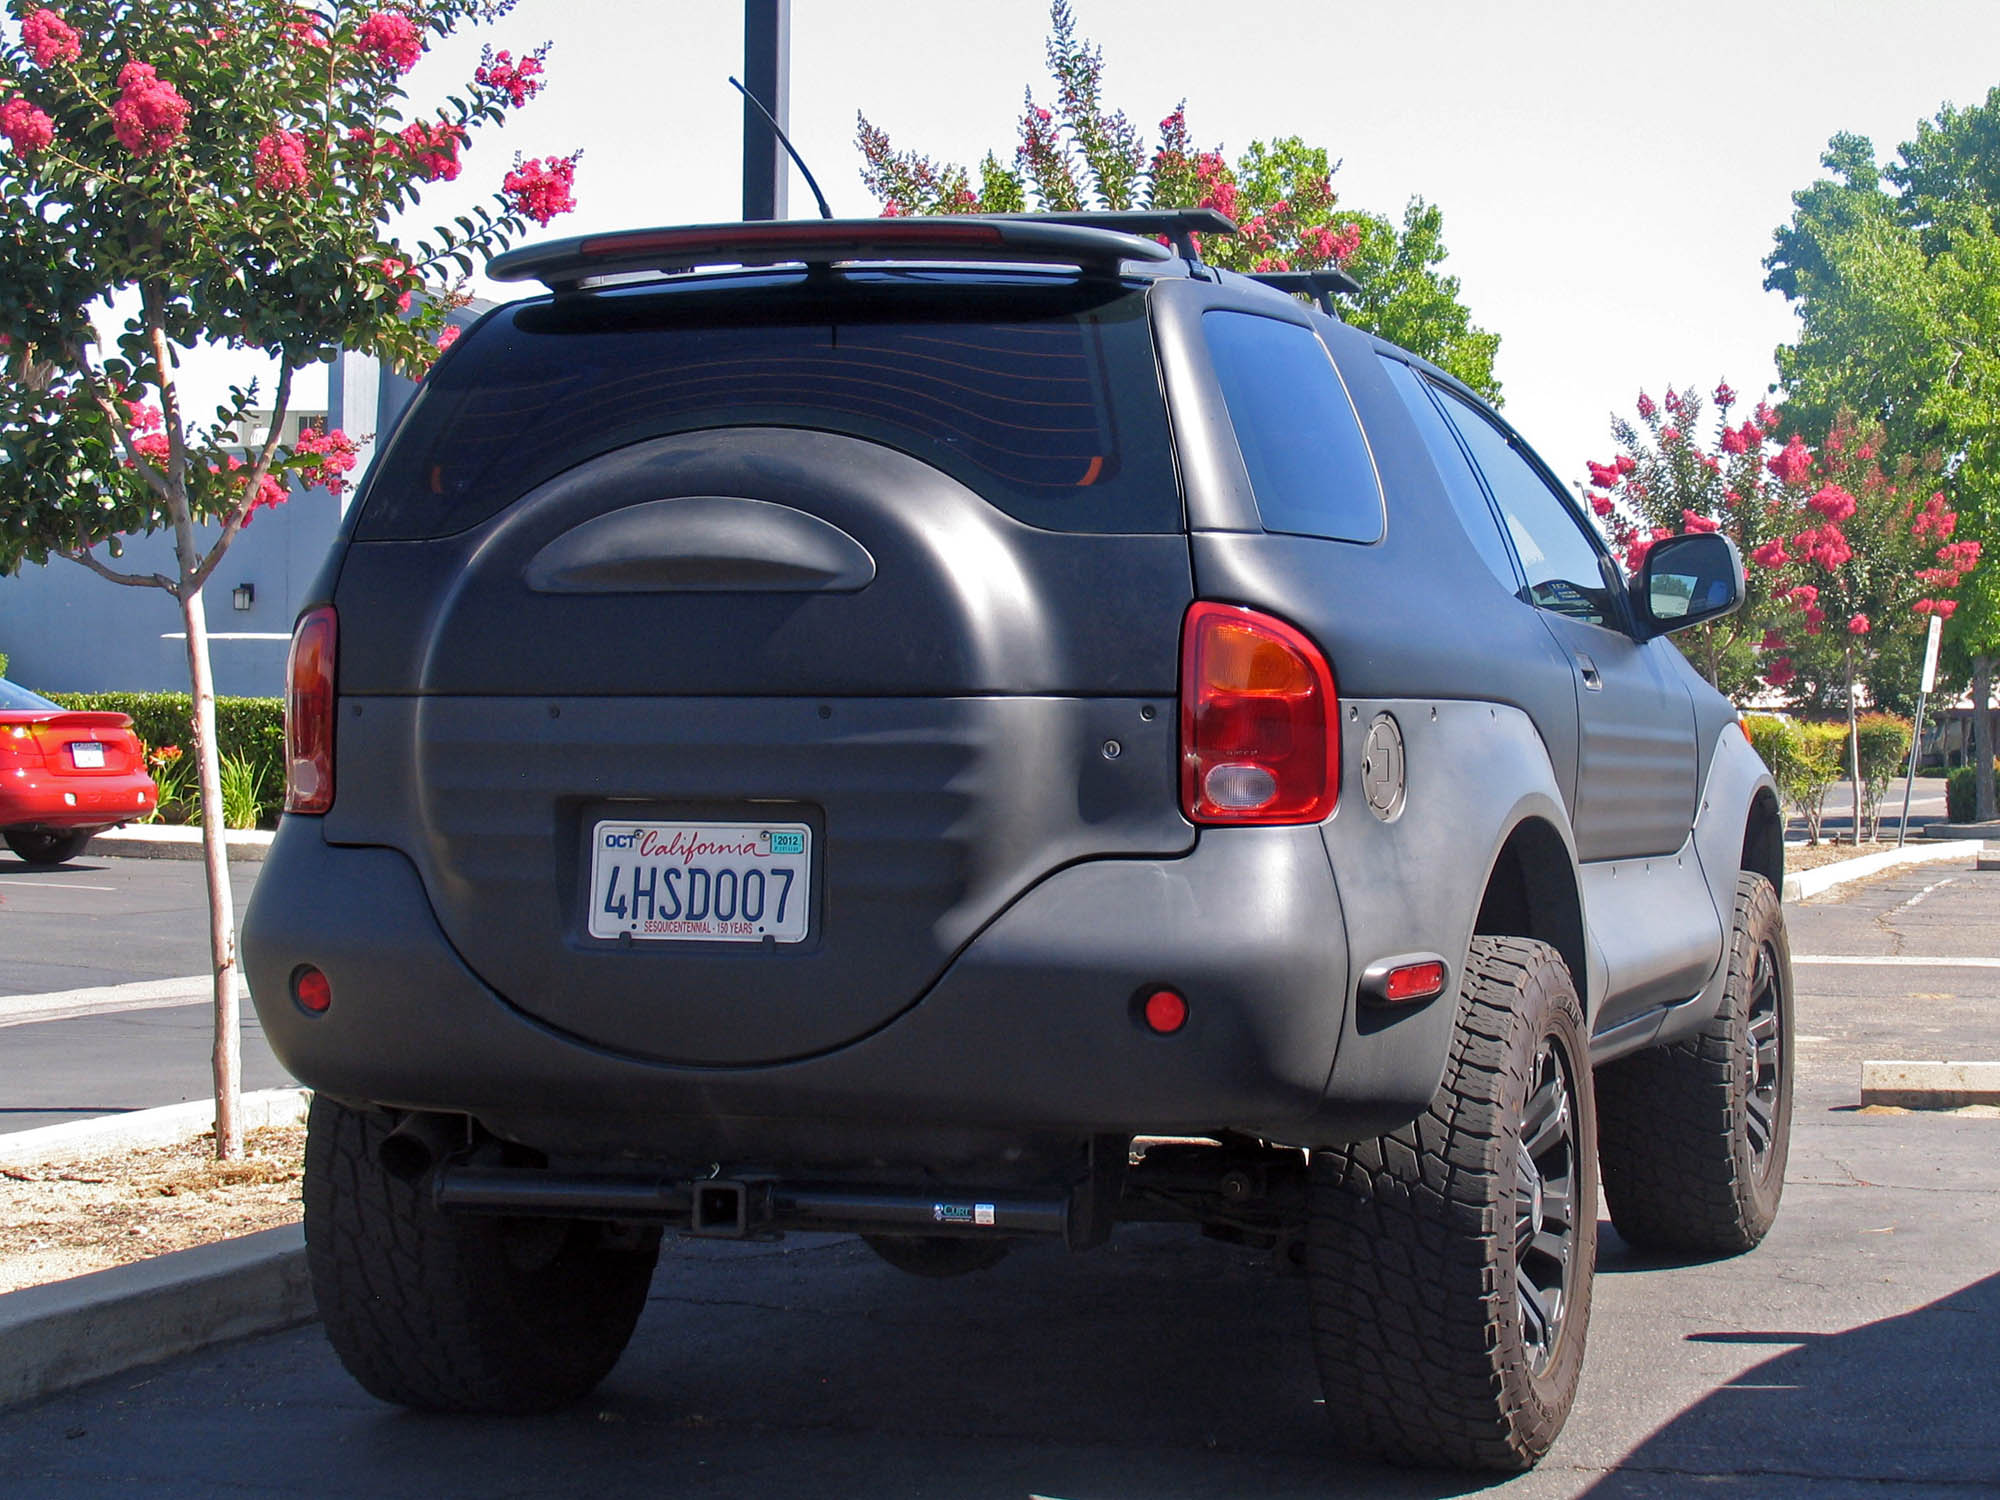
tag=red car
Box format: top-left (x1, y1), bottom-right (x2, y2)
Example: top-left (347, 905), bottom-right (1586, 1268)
top-left (0, 678), bottom-right (157, 864)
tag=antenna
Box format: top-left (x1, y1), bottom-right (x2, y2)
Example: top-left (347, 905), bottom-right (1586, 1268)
top-left (729, 75), bottom-right (833, 221)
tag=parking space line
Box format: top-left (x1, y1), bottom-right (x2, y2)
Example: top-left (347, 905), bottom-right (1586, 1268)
top-left (0, 975), bottom-right (221, 1029)
top-left (0, 880), bottom-right (116, 891)
top-left (1793, 954), bottom-right (2000, 968)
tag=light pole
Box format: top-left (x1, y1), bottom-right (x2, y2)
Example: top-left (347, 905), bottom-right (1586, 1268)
top-left (742, 0), bottom-right (790, 220)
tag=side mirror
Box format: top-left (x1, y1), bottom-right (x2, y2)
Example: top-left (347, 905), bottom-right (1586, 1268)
top-left (1637, 532), bottom-right (1744, 638)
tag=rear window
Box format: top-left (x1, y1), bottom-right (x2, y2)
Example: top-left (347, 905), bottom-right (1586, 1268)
top-left (1201, 310), bottom-right (1383, 543)
top-left (0, 679), bottom-right (59, 711)
top-left (354, 276), bottom-right (1179, 539)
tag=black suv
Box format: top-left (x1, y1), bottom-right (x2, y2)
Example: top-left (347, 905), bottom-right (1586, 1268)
top-left (244, 212), bottom-right (1793, 1472)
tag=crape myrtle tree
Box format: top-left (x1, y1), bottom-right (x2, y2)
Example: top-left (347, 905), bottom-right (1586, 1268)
top-left (1580, 382), bottom-right (1803, 699)
top-left (1590, 391), bottom-right (1977, 840)
top-left (854, 0), bottom-right (1502, 402)
top-left (1767, 104), bottom-right (2000, 819)
top-left (0, 0), bottom-right (579, 1157)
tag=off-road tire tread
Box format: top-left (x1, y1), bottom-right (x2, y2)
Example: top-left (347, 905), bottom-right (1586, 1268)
top-left (1595, 872), bottom-right (1791, 1256)
top-left (1306, 936), bottom-right (1595, 1472)
top-left (304, 1096), bottom-right (659, 1414)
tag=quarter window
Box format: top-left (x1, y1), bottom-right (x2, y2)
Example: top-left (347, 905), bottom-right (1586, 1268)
top-left (1377, 358), bottom-right (1519, 591)
top-left (1201, 311), bottom-right (1384, 544)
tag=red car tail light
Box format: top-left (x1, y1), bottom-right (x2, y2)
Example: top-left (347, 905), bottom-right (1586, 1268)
top-left (1180, 602), bottom-right (1339, 825)
top-left (285, 605), bottom-right (337, 815)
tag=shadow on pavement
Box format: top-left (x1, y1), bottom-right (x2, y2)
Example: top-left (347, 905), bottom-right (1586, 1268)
top-left (1576, 1270), bottom-right (2000, 1496)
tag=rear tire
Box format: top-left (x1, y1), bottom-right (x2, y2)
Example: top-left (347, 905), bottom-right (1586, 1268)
top-left (1307, 936), bottom-right (1596, 1472)
top-left (1596, 872), bottom-right (1793, 1256)
top-left (303, 1096), bottom-right (660, 1413)
top-left (5, 828), bottom-right (92, 865)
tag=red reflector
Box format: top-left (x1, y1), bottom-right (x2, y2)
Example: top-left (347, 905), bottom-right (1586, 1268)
top-left (293, 966), bottom-right (332, 1015)
top-left (1384, 961), bottom-right (1447, 1003)
top-left (284, 605), bottom-right (337, 815)
top-left (1142, 988), bottom-right (1188, 1035)
top-left (1180, 602), bottom-right (1338, 826)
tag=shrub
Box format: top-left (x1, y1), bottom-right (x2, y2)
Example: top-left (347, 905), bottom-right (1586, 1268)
top-left (47, 692), bottom-right (283, 827)
top-left (1947, 762), bottom-right (1997, 823)
top-left (1745, 715), bottom-right (1847, 843)
top-left (1855, 712), bottom-right (1913, 839)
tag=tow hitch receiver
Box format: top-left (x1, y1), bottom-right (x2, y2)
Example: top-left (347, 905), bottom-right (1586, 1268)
top-left (431, 1163), bottom-right (1076, 1242)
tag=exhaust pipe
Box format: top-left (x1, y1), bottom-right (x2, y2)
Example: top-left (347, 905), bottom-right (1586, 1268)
top-left (377, 1112), bottom-right (467, 1183)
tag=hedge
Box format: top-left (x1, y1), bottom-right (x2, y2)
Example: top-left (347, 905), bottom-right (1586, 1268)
top-left (44, 691), bottom-right (283, 826)
top-left (1947, 763), bottom-right (1997, 823)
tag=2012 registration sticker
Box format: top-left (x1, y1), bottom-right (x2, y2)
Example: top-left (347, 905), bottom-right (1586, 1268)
top-left (588, 820), bottom-right (811, 943)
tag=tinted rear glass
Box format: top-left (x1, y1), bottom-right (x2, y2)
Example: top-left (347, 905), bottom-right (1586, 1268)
top-left (354, 276), bottom-right (1178, 538)
top-left (1201, 310), bottom-right (1383, 543)
top-left (0, 679), bottom-right (59, 711)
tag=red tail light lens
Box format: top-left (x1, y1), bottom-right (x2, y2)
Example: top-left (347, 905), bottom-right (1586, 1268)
top-left (1180, 602), bottom-right (1338, 825)
top-left (285, 605), bottom-right (337, 815)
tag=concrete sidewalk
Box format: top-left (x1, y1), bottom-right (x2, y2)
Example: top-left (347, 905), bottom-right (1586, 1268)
top-left (85, 825), bottom-right (272, 862)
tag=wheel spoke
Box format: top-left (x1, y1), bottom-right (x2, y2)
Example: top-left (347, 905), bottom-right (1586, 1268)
top-left (1530, 1227), bottom-right (1571, 1269)
top-left (1538, 1176), bottom-right (1575, 1233)
top-left (1746, 1092), bottom-right (1773, 1154)
top-left (1522, 1078), bottom-right (1570, 1162)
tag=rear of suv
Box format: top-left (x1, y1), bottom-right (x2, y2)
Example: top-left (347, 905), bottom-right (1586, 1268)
top-left (244, 213), bottom-right (1794, 1472)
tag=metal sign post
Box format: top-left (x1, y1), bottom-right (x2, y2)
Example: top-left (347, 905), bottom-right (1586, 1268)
top-left (741, 0), bottom-right (790, 221)
top-left (1897, 614), bottom-right (1944, 847)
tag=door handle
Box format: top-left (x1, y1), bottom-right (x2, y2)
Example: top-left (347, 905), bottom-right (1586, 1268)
top-left (1576, 652), bottom-right (1603, 691)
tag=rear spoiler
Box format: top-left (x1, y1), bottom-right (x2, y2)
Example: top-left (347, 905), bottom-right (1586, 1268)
top-left (487, 216), bottom-right (1179, 292)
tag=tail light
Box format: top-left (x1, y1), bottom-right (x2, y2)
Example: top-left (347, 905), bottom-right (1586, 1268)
top-left (1180, 602), bottom-right (1338, 825)
top-left (285, 605), bottom-right (337, 814)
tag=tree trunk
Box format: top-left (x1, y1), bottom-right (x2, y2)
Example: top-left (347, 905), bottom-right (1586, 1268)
top-left (180, 585), bottom-right (242, 1161)
top-left (1976, 654), bottom-right (1997, 824)
top-left (1846, 648), bottom-right (1865, 846)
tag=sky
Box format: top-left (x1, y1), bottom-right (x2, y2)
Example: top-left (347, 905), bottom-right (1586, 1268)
top-left (191, 0), bottom-right (2000, 495)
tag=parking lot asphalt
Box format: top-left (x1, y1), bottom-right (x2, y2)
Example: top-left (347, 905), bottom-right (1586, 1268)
top-left (0, 854), bottom-right (288, 1133)
top-left (0, 859), bottom-right (1994, 1496)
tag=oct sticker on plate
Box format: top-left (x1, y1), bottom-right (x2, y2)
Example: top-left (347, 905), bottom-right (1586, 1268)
top-left (588, 820), bottom-right (811, 943)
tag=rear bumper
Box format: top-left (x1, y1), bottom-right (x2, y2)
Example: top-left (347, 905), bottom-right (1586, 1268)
top-left (1, 772), bottom-right (154, 829)
top-left (243, 818), bottom-right (1377, 1154)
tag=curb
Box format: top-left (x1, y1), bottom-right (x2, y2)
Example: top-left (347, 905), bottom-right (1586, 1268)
top-left (1861, 1060), bottom-right (2000, 1110)
top-left (85, 824), bottom-right (273, 862)
top-left (0, 1088), bottom-right (309, 1171)
top-left (0, 1090), bottom-right (317, 1410)
top-left (0, 1227), bottom-right (313, 1410)
top-left (1782, 839), bottom-right (1985, 903)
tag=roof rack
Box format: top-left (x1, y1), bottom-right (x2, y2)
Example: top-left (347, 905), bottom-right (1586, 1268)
top-left (1249, 267), bottom-right (1363, 314)
top-left (989, 208), bottom-right (1239, 259)
top-left (486, 216), bottom-right (1174, 292)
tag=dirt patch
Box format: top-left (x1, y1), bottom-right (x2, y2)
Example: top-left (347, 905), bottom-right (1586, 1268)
top-left (1785, 839), bottom-right (1935, 874)
top-left (0, 1124), bottom-right (303, 1295)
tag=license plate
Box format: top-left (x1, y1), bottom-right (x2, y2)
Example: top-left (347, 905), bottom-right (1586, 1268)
top-left (588, 820), bottom-right (811, 943)
top-left (70, 742), bottom-right (106, 768)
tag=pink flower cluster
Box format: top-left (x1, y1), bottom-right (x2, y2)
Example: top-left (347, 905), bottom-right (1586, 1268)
top-left (1807, 483), bottom-right (1856, 522)
top-left (1718, 420), bottom-right (1763, 455)
top-left (1764, 656), bottom-right (1796, 688)
top-left (1307, 222), bottom-right (1362, 263)
top-left (354, 11), bottom-right (424, 74)
top-left (1767, 434), bottom-right (1812, 487)
top-left (253, 129), bottom-right (311, 194)
top-left (1791, 523), bottom-right (1852, 571)
top-left (110, 62), bottom-right (190, 156)
top-left (1847, 613), bottom-right (1870, 635)
top-left (1750, 538), bottom-right (1788, 570)
top-left (1712, 380), bottom-right (1736, 408)
top-left (1913, 599), bottom-right (1960, 619)
top-left (475, 46), bottom-right (545, 108)
top-left (399, 120), bottom-right (465, 181)
top-left (1194, 152), bottom-right (1238, 222)
top-left (1912, 492), bottom-right (1957, 537)
top-left (293, 426), bottom-right (359, 497)
top-left (377, 256), bottom-right (415, 311)
top-left (0, 95), bottom-right (54, 154)
top-left (502, 153), bottom-right (578, 226)
top-left (1680, 510), bottom-right (1720, 534)
top-left (21, 8), bottom-right (82, 67)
